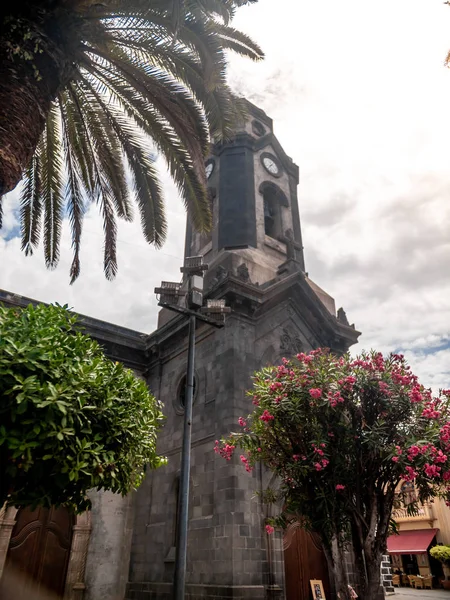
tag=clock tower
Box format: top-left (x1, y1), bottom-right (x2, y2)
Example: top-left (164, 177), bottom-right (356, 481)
top-left (185, 101), bottom-right (305, 289)
top-left (127, 102), bottom-right (360, 600)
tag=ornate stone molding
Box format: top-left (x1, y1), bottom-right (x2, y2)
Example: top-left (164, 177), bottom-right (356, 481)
top-left (0, 505), bottom-right (18, 579)
top-left (64, 511), bottom-right (92, 600)
top-left (279, 328), bottom-right (303, 355)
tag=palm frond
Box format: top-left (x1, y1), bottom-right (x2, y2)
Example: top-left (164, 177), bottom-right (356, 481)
top-left (84, 64), bottom-right (211, 232)
top-left (79, 79), bottom-right (167, 247)
top-left (41, 105), bottom-right (64, 269)
top-left (20, 153), bottom-right (42, 256)
top-left (58, 93), bottom-right (86, 284)
top-left (67, 82), bottom-right (120, 279)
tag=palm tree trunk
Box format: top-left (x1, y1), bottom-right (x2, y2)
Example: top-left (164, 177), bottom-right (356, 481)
top-left (0, 41), bottom-right (64, 196)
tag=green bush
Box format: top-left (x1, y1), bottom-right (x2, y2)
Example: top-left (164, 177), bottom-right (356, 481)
top-left (0, 303), bottom-right (166, 512)
top-left (430, 545), bottom-right (450, 566)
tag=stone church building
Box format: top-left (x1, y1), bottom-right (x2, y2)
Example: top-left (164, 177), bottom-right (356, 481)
top-left (0, 102), bottom-right (367, 600)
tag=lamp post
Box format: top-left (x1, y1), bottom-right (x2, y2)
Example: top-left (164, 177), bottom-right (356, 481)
top-left (154, 256), bottom-right (230, 600)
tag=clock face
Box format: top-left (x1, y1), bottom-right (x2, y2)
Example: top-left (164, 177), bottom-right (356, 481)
top-left (262, 156), bottom-right (280, 176)
top-left (205, 161), bottom-right (214, 179)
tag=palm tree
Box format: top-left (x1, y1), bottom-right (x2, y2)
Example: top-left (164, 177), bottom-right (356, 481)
top-left (0, 0), bottom-right (262, 281)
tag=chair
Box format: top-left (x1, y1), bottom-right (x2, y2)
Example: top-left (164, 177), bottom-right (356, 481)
top-left (423, 575), bottom-right (433, 590)
top-left (414, 576), bottom-right (425, 589)
top-left (407, 575), bottom-right (416, 588)
top-left (392, 574), bottom-right (400, 587)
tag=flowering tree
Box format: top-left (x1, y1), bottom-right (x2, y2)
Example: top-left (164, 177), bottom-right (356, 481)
top-left (216, 350), bottom-right (450, 600)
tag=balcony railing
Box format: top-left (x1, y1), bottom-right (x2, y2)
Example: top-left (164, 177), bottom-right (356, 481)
top-left (392, 502), bottom-right (434, 522)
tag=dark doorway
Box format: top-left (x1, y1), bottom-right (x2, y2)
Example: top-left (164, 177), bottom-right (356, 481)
top-left (284, 527), bottom-right (332, 600)
top-left (401, 553), bottom-right (419, 575)
top-left (4, 505), bottom-right (74, 598)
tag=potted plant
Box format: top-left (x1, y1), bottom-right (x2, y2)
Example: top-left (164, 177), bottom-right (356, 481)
top-left (430, 545), bottom-right (450, 589)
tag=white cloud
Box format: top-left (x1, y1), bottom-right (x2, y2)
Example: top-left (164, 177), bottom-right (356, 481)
top-left (1, 0), bottom-right (450, 389)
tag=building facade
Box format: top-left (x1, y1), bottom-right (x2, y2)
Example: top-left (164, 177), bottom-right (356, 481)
top-left (0, 102), bottom-right (360, 600)
top-left (388, 482), bottom-right (450, 581)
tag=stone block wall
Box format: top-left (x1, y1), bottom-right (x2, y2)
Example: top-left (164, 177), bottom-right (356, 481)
top-left (381, 554), bottom-right (394, 595)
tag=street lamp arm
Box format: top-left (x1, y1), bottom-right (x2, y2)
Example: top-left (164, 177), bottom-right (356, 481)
top-left (157, 301), bottom-right (226, 329)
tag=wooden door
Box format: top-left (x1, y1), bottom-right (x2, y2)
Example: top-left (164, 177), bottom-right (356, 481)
top-left (4, 506), bottom-right (74, 598)
top-left (284, 526), bottom-right (332, 600)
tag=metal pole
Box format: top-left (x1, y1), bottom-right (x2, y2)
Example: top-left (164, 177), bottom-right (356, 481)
top-left (173, 314), bottom-right (196, 600)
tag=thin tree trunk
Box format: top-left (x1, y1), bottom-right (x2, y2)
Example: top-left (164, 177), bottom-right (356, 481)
top-left (0, 39), bottom-right (66, 196)
top-left (365, 553), bottom-right (383, 600)
top-left (329, 536), bottom-right (352, 600)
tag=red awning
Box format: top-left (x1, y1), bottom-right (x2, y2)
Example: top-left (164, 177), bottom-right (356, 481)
top-left (387, 529), bottom-right (439, 554)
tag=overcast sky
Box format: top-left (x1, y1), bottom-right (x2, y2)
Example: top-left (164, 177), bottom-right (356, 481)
top-left (1, 0), bottom-right (450, 389)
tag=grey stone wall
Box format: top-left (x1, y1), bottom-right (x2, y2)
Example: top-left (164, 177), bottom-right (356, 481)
top-left (126, 286), bottom-right (342, 600)
top-left (84, 490), bottom-right (135, 600)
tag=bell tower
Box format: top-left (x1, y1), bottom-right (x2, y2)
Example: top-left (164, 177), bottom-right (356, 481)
top-left (185, 101), bottom-right (305, 285)
top-left (127, 102), bottom-right (361, 600)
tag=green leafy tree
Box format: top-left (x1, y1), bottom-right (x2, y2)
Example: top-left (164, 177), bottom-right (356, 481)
top-left (0, 0), bottom-right (262, 281)
top-left (0, 302), bottom-right (166, 512)
top-left (216, 349), bottom-right (450, 600)
top-left (430, 545), bottom-right (450, 567)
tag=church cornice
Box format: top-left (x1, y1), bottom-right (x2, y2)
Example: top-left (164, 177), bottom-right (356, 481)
top-left (0, 289), bottom-right (148, 371)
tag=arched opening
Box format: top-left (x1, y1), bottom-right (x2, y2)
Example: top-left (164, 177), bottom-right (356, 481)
top-left (260, 182), bottom-right (289, 241)
top-left (177, 374), bottom-right (197, 410)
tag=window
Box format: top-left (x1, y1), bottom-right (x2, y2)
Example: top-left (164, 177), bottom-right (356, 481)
top-left (260, 182), bottom-right (288, 241)
top-left (177, 374), bottom-right (197, 410)
top-left (401, 481), bottom-right (416, 506)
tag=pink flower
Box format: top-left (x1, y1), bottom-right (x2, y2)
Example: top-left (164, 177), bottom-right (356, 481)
top-left (409, 385), bottom-right (423, 404)
top-left (309, 388), bottom-right (322, 399)
top-left (424, 463), bottom-right (441, 478)
top-left (260, 410), bottom-right (275, 423)
top-left (403, 466), bottom-right (418, 481)
top-left (336, 484), bottom-right (345, 491)
top-left (314, 462), bottom-right (323, 471)
top-left (238, 417), bottom-right (247, 427)
top-left (392, 456), bottom-right (399, 462)
top-left (215, 442), bottom-right (235, 461)
top-left (265, 525), bottom-right (274, 535)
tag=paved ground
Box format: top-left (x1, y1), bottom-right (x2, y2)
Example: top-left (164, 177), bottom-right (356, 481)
top-left (390, 588), bottom-right (450, 599)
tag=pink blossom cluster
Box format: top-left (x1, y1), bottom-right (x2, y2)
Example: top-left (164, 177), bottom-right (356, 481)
top-left (440, 424), bottom-right (450, 448)
top-left (407, 445), bottom-right (421, 460)
top-left (378, 381), bottom-right (391, 395)
top-left (276, 365), bottom-right (296, 381)
top-left (296, 352), bottom-right (314, 364)
top-left (430, 447), bottom-right (447, 464)
top-left (260, 409), bottom-right (275, 422)
top-left (238, 417), bottom-right (247, 427)
top-left (269, 381), bottom-right (283, 393)
top-left (327, 390), bottom-right (344, 407)
top-left (403, 466), bottom-right (418, 482)
top-left (240, 455), bottom-right (253, 473)
top-left (422, 401), bottom-right (441, 420)
top-left (335, 484), bottom-right (345, 491)
top-left (265, 524), bottom-right (274, 535)
top-left (409, 385), bottom-right (423, 403)
top-left (309, 388), bottom-right (322, 399)
top-left (424, 463), bottom-right (441, 478)
top-left (214, 440), bottom-right (235, 461)
top-left (314, 459), bottom-right (329, 471)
